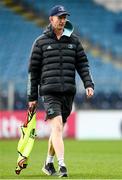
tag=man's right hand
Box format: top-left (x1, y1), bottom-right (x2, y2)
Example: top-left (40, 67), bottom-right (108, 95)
top-left (28, 101), bottom-right (37, 112)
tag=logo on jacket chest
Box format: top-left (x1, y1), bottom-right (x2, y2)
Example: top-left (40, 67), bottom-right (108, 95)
top-left (68, 44), bottom-right (73, 49)
top-left (47, 45), bottom-right (52, 50)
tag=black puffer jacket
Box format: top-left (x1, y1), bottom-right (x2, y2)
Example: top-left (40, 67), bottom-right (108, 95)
top-left (27, 21), bottom-right (94, 101)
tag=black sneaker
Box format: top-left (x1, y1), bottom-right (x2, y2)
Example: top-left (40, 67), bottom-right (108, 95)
top-left (42, 162), bottom-right (57, 176)
top-left (59, 166), bottom-right (68, 177)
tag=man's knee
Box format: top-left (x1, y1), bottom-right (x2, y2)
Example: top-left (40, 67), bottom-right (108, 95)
top-left (51, 116), bottom-right (63, 133)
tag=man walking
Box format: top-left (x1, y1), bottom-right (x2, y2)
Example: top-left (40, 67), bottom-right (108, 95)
top-left (27, 5), bottom-right (94, 177)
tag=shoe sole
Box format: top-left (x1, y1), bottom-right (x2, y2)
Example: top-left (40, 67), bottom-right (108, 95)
top-left (42, 167), bottom-right (51, 176)
top-left (42, 167), bottom-right (57, 176)
top-left (59, 173), bottom-right (68, 177)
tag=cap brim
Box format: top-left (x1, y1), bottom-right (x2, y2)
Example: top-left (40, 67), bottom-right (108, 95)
top-left (56, 12), bottom-right (70, 16)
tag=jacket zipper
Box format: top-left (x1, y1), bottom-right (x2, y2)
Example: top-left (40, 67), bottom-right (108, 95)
top-left (59, 43), bottom-right (64, 91)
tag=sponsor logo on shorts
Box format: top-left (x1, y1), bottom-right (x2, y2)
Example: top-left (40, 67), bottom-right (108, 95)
top-left (48, 108), bottom-right (54, 115)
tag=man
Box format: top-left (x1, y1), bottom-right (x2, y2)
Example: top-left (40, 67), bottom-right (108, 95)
top-left (27, 5), bottom-right (94, 177)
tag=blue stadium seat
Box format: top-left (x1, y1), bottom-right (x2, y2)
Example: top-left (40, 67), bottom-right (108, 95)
top-left (0, 5), bottom-right (43, 91)
top-left (23, 0), bottom-right (122, 57)
top-left (0, 1), bottom-right (122, 95)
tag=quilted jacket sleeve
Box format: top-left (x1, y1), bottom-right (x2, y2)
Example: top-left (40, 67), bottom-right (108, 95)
top-left (27, 40), bottom-right (42, 101)
top-left (75, 39), bottom-right (94, 89)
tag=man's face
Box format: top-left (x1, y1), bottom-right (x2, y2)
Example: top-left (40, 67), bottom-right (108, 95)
top-left (49, 15), bottom-right (67, 31)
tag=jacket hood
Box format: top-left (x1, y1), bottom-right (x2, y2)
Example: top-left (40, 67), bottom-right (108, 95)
top-left (43, 20), bottom-right (74, 37)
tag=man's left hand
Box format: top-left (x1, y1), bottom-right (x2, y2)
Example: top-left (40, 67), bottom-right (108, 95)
top-left (86, 87), bottom-right (94, 98)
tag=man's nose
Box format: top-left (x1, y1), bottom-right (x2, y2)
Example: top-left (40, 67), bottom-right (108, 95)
top-left (60, 17), bottom-right (66, 22)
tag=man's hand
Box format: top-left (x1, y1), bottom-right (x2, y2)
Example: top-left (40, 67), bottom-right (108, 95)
top-left (28, 101), bottom-right (37, 113)
top-left (86, 87), bottom-right (94, 98)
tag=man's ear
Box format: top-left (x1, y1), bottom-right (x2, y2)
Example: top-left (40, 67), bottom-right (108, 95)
top-left (49, 16), bottom-right (53, 23)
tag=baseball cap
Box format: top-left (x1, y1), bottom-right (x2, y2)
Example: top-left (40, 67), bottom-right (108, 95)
top-left (49, 5), bottom-right (70, 17)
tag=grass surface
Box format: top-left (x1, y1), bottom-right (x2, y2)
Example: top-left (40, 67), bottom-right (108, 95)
top-left (0, 139), bottom-right (122, 179)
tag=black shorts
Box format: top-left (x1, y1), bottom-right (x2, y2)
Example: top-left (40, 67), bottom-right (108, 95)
top-left (42, 94), bottom-right (74, 123)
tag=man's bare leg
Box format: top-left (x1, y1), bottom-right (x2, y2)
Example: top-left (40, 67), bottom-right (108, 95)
top-left (46, 121), bottom-right (65, 163)
top-left (42, 133), bottom-right (57, 176)
top-left (45, 134), bottom-right (55, 164)
top-left (42, 116), bottom-right (67, 176)
top-left (49, 115), bottom-right (65, 167)
top-left (49, 115), bottom-right (67, 177)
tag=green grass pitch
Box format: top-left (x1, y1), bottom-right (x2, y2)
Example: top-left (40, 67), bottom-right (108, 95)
top-left (0, 139), bottom-right (122, 179)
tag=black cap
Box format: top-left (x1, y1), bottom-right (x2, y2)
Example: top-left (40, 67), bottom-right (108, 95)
top-left (49, 5), bottom-right (70, 17)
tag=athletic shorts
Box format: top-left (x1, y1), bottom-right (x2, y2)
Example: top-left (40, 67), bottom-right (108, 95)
top-left (42, 94), bottom-right (74, 123)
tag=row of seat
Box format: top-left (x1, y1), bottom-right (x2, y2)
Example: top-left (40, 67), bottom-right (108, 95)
top-left (1, 90), bottom-right (122, 110)
top-left (0, 5), bottom-right (43, 82)
top-left (0, 2), bottom-right (122, 95)
top-left (23, 0), bottom-right (122, 57)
